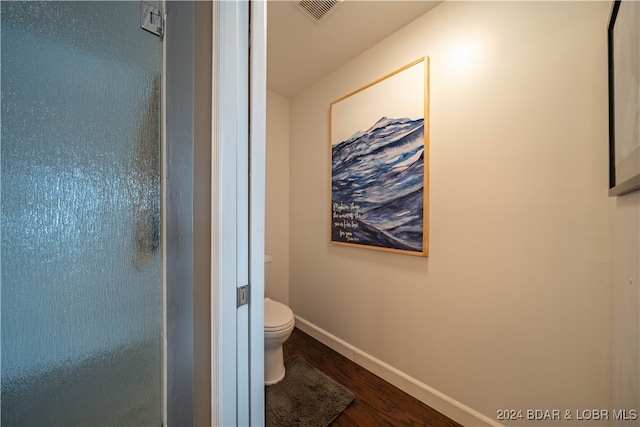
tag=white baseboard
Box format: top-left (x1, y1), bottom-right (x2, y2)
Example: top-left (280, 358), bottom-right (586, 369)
top-left (294, 315), bottom-right (502, 427)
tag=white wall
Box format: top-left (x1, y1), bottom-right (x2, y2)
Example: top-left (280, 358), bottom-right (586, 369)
top-left (610, 191), bottom-right (640, 426)
top-left (265, 90), bottom-right (290, 304)
top-left (287, 1), bottom-right (614, 424)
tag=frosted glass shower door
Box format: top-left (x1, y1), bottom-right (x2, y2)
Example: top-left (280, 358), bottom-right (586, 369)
top-left (1, 2), bottom-right (164, 425)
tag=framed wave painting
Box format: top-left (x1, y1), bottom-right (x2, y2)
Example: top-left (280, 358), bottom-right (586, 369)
top-left (330, 57), bottom-right (429, 256)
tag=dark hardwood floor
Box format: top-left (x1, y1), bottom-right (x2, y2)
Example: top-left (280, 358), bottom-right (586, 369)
top-left (283, 327), bottom-right (462, 427)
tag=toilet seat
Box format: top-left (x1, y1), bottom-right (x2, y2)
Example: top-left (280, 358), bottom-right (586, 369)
top-left (263, 295), bottom-right (294, 385)
top-left (264, 297), bottom-right (294, 332)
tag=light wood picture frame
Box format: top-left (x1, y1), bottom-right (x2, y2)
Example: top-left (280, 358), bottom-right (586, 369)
top-left (330, 57), bottom-right (429, 256)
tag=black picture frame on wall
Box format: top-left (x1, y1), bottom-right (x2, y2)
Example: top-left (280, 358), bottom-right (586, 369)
top-left (608, 0), bottom-right (640, 196)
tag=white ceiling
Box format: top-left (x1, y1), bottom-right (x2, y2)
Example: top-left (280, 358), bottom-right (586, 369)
top-left (267, 0), bottom-right (441, 98)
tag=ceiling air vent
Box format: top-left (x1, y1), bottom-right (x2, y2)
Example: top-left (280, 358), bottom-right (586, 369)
top-left (293, 0), bottom-right (343, 23)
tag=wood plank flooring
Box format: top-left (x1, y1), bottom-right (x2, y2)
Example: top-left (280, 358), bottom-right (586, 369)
top-left (283, 327), bottom-right (463, 427)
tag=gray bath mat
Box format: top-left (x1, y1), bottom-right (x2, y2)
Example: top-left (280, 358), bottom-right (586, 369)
top-left (266, 355), bottom-right (355, 427)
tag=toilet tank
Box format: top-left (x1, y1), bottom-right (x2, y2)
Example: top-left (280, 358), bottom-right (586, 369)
top-left (264, 255), bottom-right (272, 295)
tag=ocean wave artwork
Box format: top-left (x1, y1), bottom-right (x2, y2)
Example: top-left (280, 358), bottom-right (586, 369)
top-left (331, 116), bottom-right (425, 253)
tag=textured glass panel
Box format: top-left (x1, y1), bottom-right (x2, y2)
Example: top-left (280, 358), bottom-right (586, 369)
top-left (1, 2), bottom-right (163, 425)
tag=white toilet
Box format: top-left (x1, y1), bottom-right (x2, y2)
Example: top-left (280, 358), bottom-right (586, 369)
top-left (264, 255), bottom-right (295, 385)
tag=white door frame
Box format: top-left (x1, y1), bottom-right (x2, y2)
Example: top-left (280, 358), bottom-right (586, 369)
top-left (249, 0), bottom-right (267, 424)
top-left (211, 1), bottom-right (266, 425)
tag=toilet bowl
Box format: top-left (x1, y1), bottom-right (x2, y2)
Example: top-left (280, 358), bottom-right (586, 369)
top-left (264, 255), bottom-right (295, 385)
top-left (264, 297), bottom-right (295, 385)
